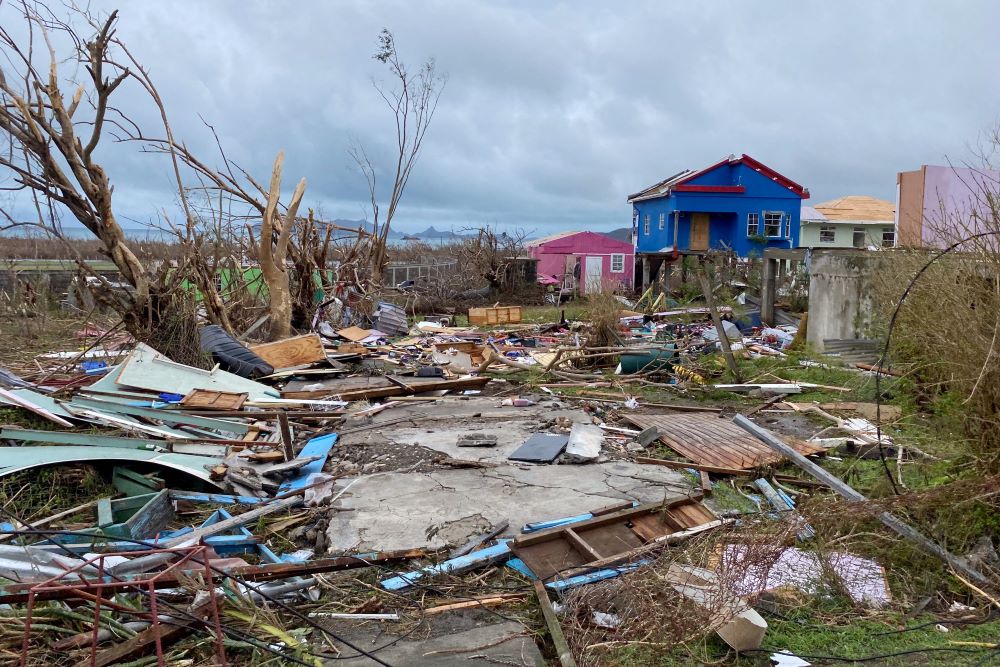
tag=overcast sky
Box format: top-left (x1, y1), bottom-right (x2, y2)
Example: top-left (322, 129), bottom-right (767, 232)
top-left (5, 1), bottom-right (1000, 235)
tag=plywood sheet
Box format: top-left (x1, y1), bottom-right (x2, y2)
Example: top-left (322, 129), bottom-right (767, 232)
top-left (624, 413), bottom-right (825, 471)
top-left (336, 326), bottom-right (373, 343)
top-left (249, 334), bottom-right (326, 369)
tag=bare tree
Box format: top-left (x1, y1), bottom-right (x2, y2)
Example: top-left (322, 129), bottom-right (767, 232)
top-left (0, 5), bottom-right (156, 324)
top-left (351, 28), bottom-right (446, 282)
top-left (249, 152), bottom-right (305, 340)
top-left (459, 226), bottom-right (529, 294)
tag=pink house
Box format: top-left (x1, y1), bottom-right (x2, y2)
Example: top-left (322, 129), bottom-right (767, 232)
top-left (526, 231), bottom-right (634, 294)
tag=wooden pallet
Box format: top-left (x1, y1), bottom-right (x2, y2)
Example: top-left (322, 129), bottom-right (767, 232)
top-left (511, 498), bottom-right (716, 580)
top-left (625, 413), bottom-right (826, 471)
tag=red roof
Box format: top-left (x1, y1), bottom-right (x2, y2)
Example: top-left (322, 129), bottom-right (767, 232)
top-left (628, 154), bottom-right (808, 202)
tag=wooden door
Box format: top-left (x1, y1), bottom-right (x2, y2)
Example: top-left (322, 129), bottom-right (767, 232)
top-left (690, 213), bottom-right (710, 251)
top-left (584, 256), bottom-right (603, 294)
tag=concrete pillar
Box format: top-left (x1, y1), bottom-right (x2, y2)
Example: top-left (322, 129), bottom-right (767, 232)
top-left (761, 257), bottom-right (777, 326)
top-left (642, 256), bottom-right (650, 290)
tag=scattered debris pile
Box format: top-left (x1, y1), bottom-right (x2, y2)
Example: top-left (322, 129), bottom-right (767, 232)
top-left (0, 304), bottom-right (995, 666)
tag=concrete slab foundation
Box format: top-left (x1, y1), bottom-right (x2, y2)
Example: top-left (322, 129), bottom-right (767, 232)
top-left (325, 461), bottom-right (693, 552)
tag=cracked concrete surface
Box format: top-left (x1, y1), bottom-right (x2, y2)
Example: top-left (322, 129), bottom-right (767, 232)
top-left (369, 398), bottom-right (595, 464)
top-left (325, 461), bottom-right (694, 552)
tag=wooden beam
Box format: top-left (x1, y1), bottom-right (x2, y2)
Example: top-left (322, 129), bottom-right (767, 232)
top-left (696, 268), bottom-right (742, 383)
top-left (91, 598), bottom-right (213, 667)
top-left (635, 456), bottom-right (751, 477)
top-left (534, 579), bottom-right (578, 667)
top-left (733, 414), bottom-right (994, 589)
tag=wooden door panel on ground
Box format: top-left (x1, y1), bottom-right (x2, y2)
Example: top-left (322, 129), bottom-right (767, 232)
top-left (690, 213), bottom-right (710, 251)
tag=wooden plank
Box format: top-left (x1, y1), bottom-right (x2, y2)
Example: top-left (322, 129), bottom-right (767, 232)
top-left (534, 579), bottom-right (578, 667)
top-left (635, 456), bottom-right (751, 476)
top-left (630, 513), bottom-right (675, 541)
top-left (563, 527), bottom-right (604, 560)
top-left (577, 522), bottom-right (645, 556)
top-left (119, 489), bottom-right (175, 539)
top-left (282, 375), bottom-right (490, 401)
top-left (181, 389), bottom-right (248, 410)
top-left (423, 593), bottom-right (526, 616)
top-left (92, 598), bottom-right (214, 667)
top-left (249, 333), bottom-right (327, 369)
top-left (732, 414), bottom-right (994, 590)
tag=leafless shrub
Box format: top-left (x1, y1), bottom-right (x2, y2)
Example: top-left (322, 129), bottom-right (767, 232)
top-left (583, 291), bottom-right (624, 351)
top-left (458, 226), bottom-right (529, 294)
top-left (560, 518), bottom-right (799, 665)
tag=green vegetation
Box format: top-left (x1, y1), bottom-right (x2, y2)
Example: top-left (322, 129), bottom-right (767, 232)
top-left (608, 612), bottom-right (1000, 666)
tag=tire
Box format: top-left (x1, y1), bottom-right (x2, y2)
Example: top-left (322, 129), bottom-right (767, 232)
top-left (199, 325), bottom-right (274, 379)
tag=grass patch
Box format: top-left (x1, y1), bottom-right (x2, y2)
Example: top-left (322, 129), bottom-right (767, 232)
top-left (599, 611), bottom-right (1000, 666)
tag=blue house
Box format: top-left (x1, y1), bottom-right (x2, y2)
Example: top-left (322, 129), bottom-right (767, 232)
top-left (627, 154), bottom-right (808, 288)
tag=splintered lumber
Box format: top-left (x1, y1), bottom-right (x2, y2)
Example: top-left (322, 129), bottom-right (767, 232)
top-left (91, 597), bottom-right (214, 667)
top-left (635, 456), bottom-right (751, 476)
top-left (250, 333), bottom-right (327, 369)
top-left (423, 593), bottom-right (526, 615)
top-left (733, 414), bottom-right (994, 590)
top-left (282, 374), bottom-right (490, 400)
top-left (625, 413), bottom-right (826, 471)
top-left (534, 579), bottom-right (578, 667)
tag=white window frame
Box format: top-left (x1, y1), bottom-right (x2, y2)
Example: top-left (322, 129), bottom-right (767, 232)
top-left (747, 213), bottom-right (760, 236)
top-left (819, 226), bottom-right (836, 243)
top-left (643, 214), bottom-right (650, 236)
top-left (610, 253), bottom-right (625, 273)
top-left (852, 227), bottom-right (866, 248)
top-left (658, 212), bottom-right (665, 230)
top-left (763, 211), bottom-right (783, 238)
top-left (881, 230), bottom-right (895, 248)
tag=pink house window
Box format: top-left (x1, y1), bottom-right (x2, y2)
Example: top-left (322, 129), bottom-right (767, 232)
top-left (611, 254), bottom-right (625, 273)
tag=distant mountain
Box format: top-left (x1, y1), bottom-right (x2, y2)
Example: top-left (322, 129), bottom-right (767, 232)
top-left (603, 227), bottom-right (633, 243)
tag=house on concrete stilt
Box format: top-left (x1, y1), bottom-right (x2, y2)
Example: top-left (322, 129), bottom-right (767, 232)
top-left (628, 154), bottom-right (809, 290)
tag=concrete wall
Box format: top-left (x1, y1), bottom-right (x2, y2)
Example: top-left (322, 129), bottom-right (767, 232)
top-left (806, 251), bottom-right (879, 350)
top-left (799, 222), bottom-right (894, 248)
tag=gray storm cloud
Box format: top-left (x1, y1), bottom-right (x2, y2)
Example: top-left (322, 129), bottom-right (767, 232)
top-left (3, 0), bottom-right (999, 235)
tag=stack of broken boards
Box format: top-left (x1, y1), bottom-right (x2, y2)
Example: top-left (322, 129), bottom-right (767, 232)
top-left (626, 413), bottom-right (827, 474)
top-left (511, 497), bottom-right (718, 581)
